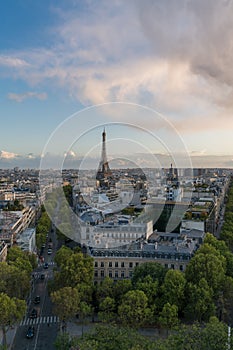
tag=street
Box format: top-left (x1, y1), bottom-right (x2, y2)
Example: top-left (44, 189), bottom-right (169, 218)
top-left (12, 228), bottom-right (58, 350)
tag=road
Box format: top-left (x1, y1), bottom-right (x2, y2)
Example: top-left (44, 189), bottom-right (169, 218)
top-left (12, 228), bottom-right (59, 350)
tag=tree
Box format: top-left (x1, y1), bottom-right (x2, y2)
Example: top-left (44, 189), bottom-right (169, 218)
top-left (184, 278), bottom-right (215, 322)
top-left (51, 287), bottom-right (80, 331)
top-left (98, 297), bottom-right (116, 323)
top-left (54, 246), bottom-right (73, 267)
top-left (52, 251), bottom-right (94, 292)
top-left (185, 243), bottom-right (226, 294)
top-left (79, 302), bottom-right (92, 338)
top-left (96, 277), bottom-right (114, 304)
top-left (113, 279), bottom-right (132, 306)
top-left (158, 303), bottom-right (179, 334)
top-left (0, 262), bottom-right (30, 299)
top-left (54, 332), bottom-right (80, 350)
top-left (132, 262), bottom-right (167, 287)
top-left (0, 293), bottom-right (26, 347)
top-left (160, 269), bottom-right (186, 312)
top-left (118, 290), bottom-right (152, 328)
top-left (77, 324), bottom-right (153, 350)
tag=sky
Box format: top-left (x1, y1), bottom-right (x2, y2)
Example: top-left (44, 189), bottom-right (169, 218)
top-left (1, 0), bottom-right (233, 169)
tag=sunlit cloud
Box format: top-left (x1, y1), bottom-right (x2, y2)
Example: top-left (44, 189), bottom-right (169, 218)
top-left (1, 0), bottom-right (233, 136)
top-left (7, 91), bottom-right (47, 102)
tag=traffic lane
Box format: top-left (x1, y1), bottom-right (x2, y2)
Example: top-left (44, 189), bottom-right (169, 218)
top-left (12, 323), bottom-right (57, 350)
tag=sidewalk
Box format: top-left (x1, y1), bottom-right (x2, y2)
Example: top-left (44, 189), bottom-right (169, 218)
top-left (0, 326), bottom-right (17, 349)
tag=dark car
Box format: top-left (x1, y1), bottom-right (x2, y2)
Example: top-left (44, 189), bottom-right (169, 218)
top-left (26, 326), bottom-right (35, 339)
top-left (43, 262), bottom-right (49, 269)
top-left (30, 309), bottom-right (37, 319)
top-left (40, 273), bottom-right (45, 280)
top-left (34, 296), bottom-right (40, 304)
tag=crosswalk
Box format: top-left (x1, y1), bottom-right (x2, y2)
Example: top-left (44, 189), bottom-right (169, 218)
top-left (20, 315), bottom-right (60, 327)
top-left (32, 271), bottom-right (53, 280)
top-left (37, 261), bottom-right (56, 268)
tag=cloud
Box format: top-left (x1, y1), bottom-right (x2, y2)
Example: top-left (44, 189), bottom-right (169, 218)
top-left (0, 55), bottom-right (29, 67)
top-left (1, 1), bottom-right (233, 133)
top-left (7, 92), bottom-right (47, 103)
top-left (0, 150), bottom-right (19, 159)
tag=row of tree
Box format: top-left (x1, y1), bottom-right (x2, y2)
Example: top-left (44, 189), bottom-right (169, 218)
top-left (55, 317), bottom-right (232, 350)
top-left (35, 207), bottom-right (51, 249)
top-left (220, 178), bottom-right (233, 250)
top-left (0, 246), bottom-right (37, 347)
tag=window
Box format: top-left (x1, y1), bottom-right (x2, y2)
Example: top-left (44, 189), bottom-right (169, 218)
top-left (129, 270), bottom-right (133, 278)
top-left (101, 262), bottom-right (104, 267)
top-left (180, 265), bottom-right (183, 271)
top-left (115, 271), bottom-right (118, 278)
top-left (109, 262), bottom-right (112, 267)
top-left (135, 262), bottom-right (139, 267)
top-left (121, 271), bottom-right (125, 278)
top-left (94, 271), bottom-right (98, 278)
top-left (171, 264), bottom-right (174, 269)
top-left (121, 262), bottom-right (124, 268)
top-left (109, 271), bottom-right (112, 278)
top-left (115, 262), bottom-right (118, 268)
top-left (94, 261), bottom-right (98, 268)
top-left (100, 270), bottom-right (105, 277)
top-left (129, 262), bottom-right (133, 268)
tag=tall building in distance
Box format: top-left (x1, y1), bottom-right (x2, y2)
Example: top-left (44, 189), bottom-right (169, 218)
top-left (96, 128), bottom-right (112, 189)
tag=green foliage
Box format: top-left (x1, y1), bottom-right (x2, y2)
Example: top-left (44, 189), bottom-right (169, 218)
top-left (0, 262), bottom-right (30, 299)
top-left (77, 324), bottom-right (153, 350)
top-left (51, 287), bottom-right (80, 322)
top-left (160, 270), bottom-right (186, 311)
top-left (54, 332), bottom-right (80, 350)
top-left (63, 185), bottom-right (73, 206)
top-left (0, 292), bottom-right (26, 346)
top-left (158, 302), bottom-right (179, 330)
top-left (98, 297), bottom-right (116, 323)
top-left (132, 262), bottom-right (167, 286)
top-left (4, 199), bottom-right (24, 211)
top-left (54, 246), bottom-right (73, 267)
top-left (51, 248), bottom-right (94, 304)
top-left (185, 243), bottom-right (226, 294)
top-left (118, 290), bottom-right (152, 328)
top-left (184, 278), bottom-right (215, 322)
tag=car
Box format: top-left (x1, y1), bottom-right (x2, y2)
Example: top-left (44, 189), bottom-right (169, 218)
top-left (40, 273), bottom-right (45, 280)
top-left (34, 296), bottom-right (40, 304)
top-left (43, 262), bottom-right (49, 269)
top-left (29, 309), bottom-right (37, 319)
top-left (47, 248), bottom-right (52, 255)
top-left (26, 325), bottom-right (35, 339)
top-left (42, 243), bottom-right (46, 248)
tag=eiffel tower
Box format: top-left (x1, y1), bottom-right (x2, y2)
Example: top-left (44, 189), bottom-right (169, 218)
top-left (96, 128), bottom-right (112, 189)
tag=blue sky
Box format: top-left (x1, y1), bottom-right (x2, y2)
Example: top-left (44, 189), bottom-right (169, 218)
top-left (1, 0), bottom-right (233, 168)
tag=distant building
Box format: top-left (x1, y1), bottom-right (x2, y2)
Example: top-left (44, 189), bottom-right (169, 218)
top-left (90, 228), bottom-right (205, 282)
top-left (0, 241), bottom-right (7, 262)
top-left (16, 228), bottom-right (36, 253)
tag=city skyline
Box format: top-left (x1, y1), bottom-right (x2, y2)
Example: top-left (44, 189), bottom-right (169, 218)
top-left (1, 1), bottom-right (233, 168)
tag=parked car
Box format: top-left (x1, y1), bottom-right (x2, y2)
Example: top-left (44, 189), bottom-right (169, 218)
top-left (43, 262), bottom-right (49, 269)
top-left (40, 273), bottom-right (45, 280)
top-left (34, 296), bottom-right (40, 304)
top-left (30, 309), bottom-right (38, 319)
top-left (26, 326), bottom-right (35, 339)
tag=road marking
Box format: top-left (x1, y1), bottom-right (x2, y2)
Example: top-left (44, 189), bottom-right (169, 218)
top-left (19, 316), bottom-right (60, 327)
